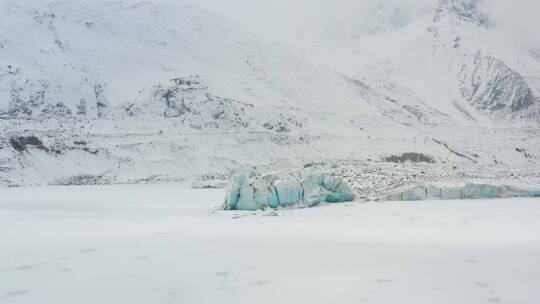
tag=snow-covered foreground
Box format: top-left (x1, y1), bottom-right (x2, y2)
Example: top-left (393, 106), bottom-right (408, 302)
top-left (1, 185), bottom-right (540, 304)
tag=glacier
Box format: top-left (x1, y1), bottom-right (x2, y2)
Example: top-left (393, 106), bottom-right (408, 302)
top-left (223, 169), bottom-right (356, 210)
top-left (384, 183), bottom-right (540, 201)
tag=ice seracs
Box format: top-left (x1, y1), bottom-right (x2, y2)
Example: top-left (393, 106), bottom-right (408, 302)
top-left (223, 169), bottom-right (356, 210)
top-left (384, 183), bottom-right (540, 201)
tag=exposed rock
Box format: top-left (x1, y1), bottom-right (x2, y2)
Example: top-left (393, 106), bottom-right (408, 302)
top-left (384, 153), bottom-right (435, 164)
top-left (434, 0), bottom-right (492, 27)
top-left (9, 136), bottom-right (47, 153)
top-left (459, 52), bottom-right (539, 117)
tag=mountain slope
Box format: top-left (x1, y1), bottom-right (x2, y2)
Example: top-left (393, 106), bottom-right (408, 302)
top-left (302, 0), bottom-right (540, 123)
top-left (0, 0), bottom-right (538, 187)
top-left (0, 0), bottom-right (371, 119)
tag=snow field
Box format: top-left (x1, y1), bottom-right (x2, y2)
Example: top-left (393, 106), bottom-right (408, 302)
top-left (1, 185), bottom-right (540, 304)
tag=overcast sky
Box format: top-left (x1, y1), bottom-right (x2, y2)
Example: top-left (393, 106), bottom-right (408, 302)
top-left (52, 0), bottom-right (540, 49)
top-left (50, 0), bottom-right (379, 46)
top-left (196, 0), bottom-right (540, 48)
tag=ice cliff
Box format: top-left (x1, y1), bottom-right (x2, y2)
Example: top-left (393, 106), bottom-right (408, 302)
top-left (384, 183), bottom-right (540, 201)
top-left (223, 169), bottom-right (356, 210)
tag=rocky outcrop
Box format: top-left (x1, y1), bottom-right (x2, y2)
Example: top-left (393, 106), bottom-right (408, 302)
top-left (434, 0), bottom-right (492, 27)
top-left (459, 52), bottom-right (539, 118)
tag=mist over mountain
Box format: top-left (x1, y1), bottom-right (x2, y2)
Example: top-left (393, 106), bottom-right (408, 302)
top-left (301, 0), bottom-right (540, 122)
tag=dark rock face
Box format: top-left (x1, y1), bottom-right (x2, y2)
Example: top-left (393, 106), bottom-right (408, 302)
top-left (150, 77), bottom-right (253, 129)
top-left (459, 52), bottom-right (539, 117)
top-left (384, 153), bottom-right (435, 164)
top-left (430, 1), bottom-right (539, 120)
top-left (9, 136), bottom-right (47, 152)
top-left (153, 76), bottom-right (206, 118)
top-left (57, 174), bottom-right (106, 186)
top-left (4, 78), bottom-right (48, 117)
top-left (40, 102), bottom-right (73, 117)
top-left (148, 76), bottom-right (303, 132)
top-left (434, 0), bottom-right (492, 27)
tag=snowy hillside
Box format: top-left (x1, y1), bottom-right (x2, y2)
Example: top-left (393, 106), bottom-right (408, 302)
top-left (0, 1), bottom-right (367, 117)
top-left (0, 0), bottom-right (539, 187)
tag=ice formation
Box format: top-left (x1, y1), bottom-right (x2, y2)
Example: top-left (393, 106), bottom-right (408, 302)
top-left (384, 183), bottom-right (540, 201)
top-left (223, 169), bottom-right (356, 210)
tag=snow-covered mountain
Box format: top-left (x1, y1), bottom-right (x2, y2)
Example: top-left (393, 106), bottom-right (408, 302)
top-left (0, 1), bottom-right (370, 118)
top-left (0, 0), bottom-right (538, 187)
top-left (302, 0), bottom-right (540, 123)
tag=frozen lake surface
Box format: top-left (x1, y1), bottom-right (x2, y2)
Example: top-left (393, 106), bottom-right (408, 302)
top-left (1, 185), bottom-right (540, 304)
